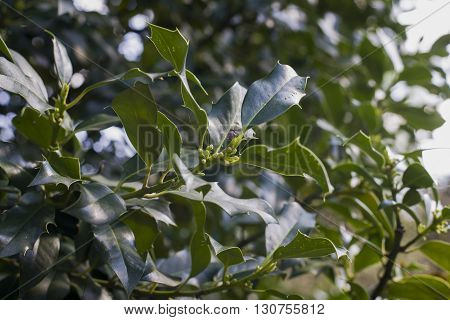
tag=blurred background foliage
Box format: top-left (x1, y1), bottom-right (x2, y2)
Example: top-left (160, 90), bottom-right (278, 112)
top-left (0, 0), bottom-right (449, 299)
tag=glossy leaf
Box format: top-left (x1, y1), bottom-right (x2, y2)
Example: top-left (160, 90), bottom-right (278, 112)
top-left (272, 231), bottom-right (345, 260)
top-left (93, 222), bottom-right (146, 295)
top-left (179, 76), bottom-right (209, 146)
top-left (74, 114), bottom-right (120, 132)
top-left (241, 137), bottom-right (333, 194)
top-left (266, 202), bottom-right (316, 255)
top-left (10, 50), bottom-right (48, 101)
top-left (402, 188), bottom-right (422, 206)
top-left (122, 210), bottom-right (159, 256)
top-left (417, 240), bottom-right (450, 271)
top-left (111, 83), bottom-right (162, 166)
top-left (0, 34), bottom-right (13, 61)
top-left (173, 154), bottom-right (276, 224)
top-left (63, 182), bottom-right (126, 225)
top-left (402, 163), bottom-right (434, 188)
top-left (47, 152), bottom-right (81, 179)
top-left (208, 235), bottom-right (244, 268)
top-left (19, 234), bottom-right (60, 290)
top-left (157, 111), bottom-right (182, 165)
top-left (208, 82), bottom-right (247, 148)
top-left (29, 161), bottom-right (79, 188)
top-left (141, 254), bottom-right (180, 287)
top-left (390, 106), bottom-right (445, 131)
top-left (189, 201), bottom-right (211, 277)
top-left (47, 31), bottom-right (73, 84)
top-left (344, 131), bottom-right (385, 167)
top-left (241, 62), bottom-right (308, 128)
top-left (386, 275), bottom-right (450, 300)
top-left (0, 192), bottom-right (55, 257)
top-left (0, 74), bottom-right (51, 112)
top-left (126, 198), bottom-right (175, 226)
top-left (67, 68), bottom-right (166, 108)
top-left (149, 24), bottom-right (188, 72)
top-left (13, 107), bottom-right (71, 149)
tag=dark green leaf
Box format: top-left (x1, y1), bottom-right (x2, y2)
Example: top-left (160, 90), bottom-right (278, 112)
top-left (122, 210), bottom-right (159, 256)
top-left (149, 24), bottom-right (188, 72)
top-left (10, 50), bottom-right (48, 101)
top-left (173, 154), bottom-right (276, 224)
top-left (179, 75), bottom-right (209, 146)
top-left (265, 289), bottom-right (303, 300)
top-left (13, 107), bottom-right (71, 149)
top-left (399, 65), bottom-right (432, 86)
top-left (0, 192), bottom-right (55, 257)
top-left (62, 182), bottom-right (126, 225)
top-left (357, 103), bottom-right (381, 133)
top-left (241, 62), bottom-right (308, 128)
top-left (29, 161), bottom-right (79, 188)
top-left (157, 111), bottom-right (182, 165)
top-left (386, 275), bottom-right (450, 300)
top-left (93, 222), bottom-right (145, 295)
top-left (272, 230), bottom-right (345, 260)
top-left (74, 114), bottom-right (120, 132)
top-left (67, 68), bottom-right (166, 108)
top-left (348, 282), bottom-right (369, 300)
top-left (189, 201), bottom-right (211, 277)
top-left (142, 254), bottom-right (180, 287)
top-left (208, 235), bottom-right (244, 268)
top-left (241, 137), bottom-right (333, 194)
top-left (125, 198), bottom-right (176, 226)
top-left (266, 202), bottom-right (316, 255)
top-left (402, 163), bottom-right (434, 189)
top-left (389, 106), bottom-right (445, 131)
top-left (402, 188), bottom-right (422, 206)
top-left (19, 234), bottom-right (60, 290)
top-left (0, 74), bottom-right (51, 112)
top-left (208, 82), bottom-right (247, 148)
top-left (112, 83), bottom-right (162, 166)
top-left (332, 162), bottom-right (380, 189)
top-left (24, 272), bottom-right (70, 300)
top-left (47, 152), bottom-right (81, 179)
top-left (417, 240), bottom-right (450, 271)
top-left (0, 34), bottom-right (13, 61)
top-left (344, 131), bottom-right (385, 167)
top-left (47, 31), bottom-right (73, 84)
top-left (354, 243), bottom-right (380, 272)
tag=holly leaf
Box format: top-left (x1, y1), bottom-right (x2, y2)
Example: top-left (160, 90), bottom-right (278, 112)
top-left (189, 201), bottom-right (211, 277)
top-left (272, 231), bottom-right (346, 260)
top-left (47, 152), bottom-right (81, 180)
top-left (29, 160), bottom-right (79, 188)
top-left (93, 222), bottom-right (146, 295)
top-left (149, 24), bottom-right (188, 72)
top-left (0, 192), bottom-right (55, 257)
top-left (241, 137), bottom-right (333, 194)
top-left (19, 234), bottom-right (60, 291)
top-left (157, 111), bottom-right (182, 165)
top-left (402, 163), bottom-right (434, 189)
top-left (125, 198), bottom-right (176, 226)
top-left (417, 240), bottom-right (450, 271)
top-left (62, 182), bottom-right (126, 225)
top-left (344, 131), bottom-right (385, 167)
top-left (0, 34), bottom-right (13, 61)
top-left (266, 202), bottom-right (316, 255)
top-left (13, 107), bottom-right (72, 148)
top-left (386, 275), bottom-right (450, 300)
top-left (122, 210), bottom-right (159, 256)
top-left (172, 154), bottom-right (276, 224)
top-left (241, 62), bottom-right (308, 129)
top-left (74, 114), bottom-right (120, 132)
top-left (47, 31), bottom-right (73, 84)
top-left (112, 83), bottom-right (162, 166)
top-left (208, 82), bottom-right (247, 149)
top-left (208, 235), bottom-right (244, 268)
top-left (10, 50), bottom-right (48, 101)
